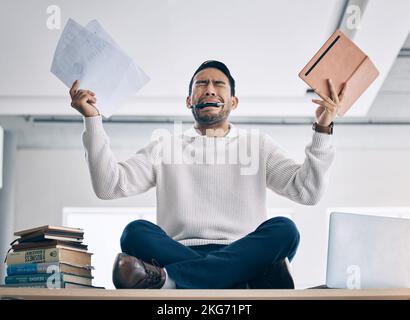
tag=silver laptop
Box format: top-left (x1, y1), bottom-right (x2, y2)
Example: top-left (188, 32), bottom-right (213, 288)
top-left (326, 212), bottom-right (410, 289)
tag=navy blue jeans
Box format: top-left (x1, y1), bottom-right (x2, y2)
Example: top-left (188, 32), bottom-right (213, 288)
top-left (120, 217), bottom-right (300, 289)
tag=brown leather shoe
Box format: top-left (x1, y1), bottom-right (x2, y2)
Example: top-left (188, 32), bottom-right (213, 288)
top-left (248, 258), bottom-right (295, 289)
top-left (112, 253), bottom-right (166, 289)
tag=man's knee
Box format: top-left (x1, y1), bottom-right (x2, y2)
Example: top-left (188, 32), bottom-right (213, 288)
top-left (265, 216), bottom-right (300, 246)
top-left (120, 219), bottom-right (157, 252)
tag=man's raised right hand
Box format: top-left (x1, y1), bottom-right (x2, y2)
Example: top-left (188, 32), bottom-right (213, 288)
top-left (69, 80), bottom-right (100, 117)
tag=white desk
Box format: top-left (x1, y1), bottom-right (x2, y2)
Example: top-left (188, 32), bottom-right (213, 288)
top-left (0, 287), bottom-right (409, 300)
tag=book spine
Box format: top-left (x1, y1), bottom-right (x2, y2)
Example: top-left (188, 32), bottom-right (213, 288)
top-left (7, 262), bottom-right (60, 275)
top-left (6, 248), bottom-right (60, 265)
top-left (4, 282), bottom-right (49, 288)
top-left (5, 273), bottom-right (63, 284)
top-left (4, 281), bottom-right (67, 288)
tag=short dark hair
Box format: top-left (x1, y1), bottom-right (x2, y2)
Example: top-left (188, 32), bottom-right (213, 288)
top-left (188, 60), bottom-right (235, 96)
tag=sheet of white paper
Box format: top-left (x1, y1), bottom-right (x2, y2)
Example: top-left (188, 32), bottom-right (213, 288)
top-left (85, 20), bottom-right (150, 116)
top-left (51, 18), bottom-right (149, 117)
top-left (86, 19), bottom-right (150, 92)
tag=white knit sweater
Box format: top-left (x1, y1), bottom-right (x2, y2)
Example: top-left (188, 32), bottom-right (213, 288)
top-left (82, 116), bottom-right (335, 246)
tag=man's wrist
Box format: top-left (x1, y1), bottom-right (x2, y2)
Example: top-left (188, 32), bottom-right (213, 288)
top-left (312, 122), bottom-right (334, 135)
top-left (84, 110), bottom-right (100, 117)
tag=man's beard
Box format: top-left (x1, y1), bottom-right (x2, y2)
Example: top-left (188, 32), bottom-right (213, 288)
top-left (192, 107), bottom-right (230, 125)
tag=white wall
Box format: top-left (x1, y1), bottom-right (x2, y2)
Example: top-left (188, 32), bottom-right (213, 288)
top-left (0, 125), bottom-right (3, 189)
top-left (10, 123), bottom-right (410, 288)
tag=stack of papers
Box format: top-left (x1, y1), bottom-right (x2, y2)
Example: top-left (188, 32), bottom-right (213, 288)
top-left (51, 18), bottom-right (150, 117)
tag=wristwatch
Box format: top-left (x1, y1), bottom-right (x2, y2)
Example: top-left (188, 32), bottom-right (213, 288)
top-left (312, 122), bottom-right (334, 135)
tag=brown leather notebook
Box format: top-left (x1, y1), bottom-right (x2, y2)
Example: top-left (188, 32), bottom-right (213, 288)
top-left (299, 29), bottom-right (379, 116)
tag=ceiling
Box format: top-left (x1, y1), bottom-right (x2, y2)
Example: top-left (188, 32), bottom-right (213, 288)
top-left (368, 33), bottom-right (410, 119)
top-left (0, 0), bottom-right (409, 118)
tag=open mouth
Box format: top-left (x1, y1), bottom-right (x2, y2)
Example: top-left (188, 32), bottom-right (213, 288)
top-left (200, 106), bottom-right (220, 111)
top-left (195, 101), bottom-right (224, 109)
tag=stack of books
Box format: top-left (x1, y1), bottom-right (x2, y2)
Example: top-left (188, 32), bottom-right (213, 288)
top-left (4, 225), bottom-right (96, 289)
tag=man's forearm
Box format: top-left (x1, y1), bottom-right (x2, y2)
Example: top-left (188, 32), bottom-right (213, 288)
top-left (82, 116), bottom-right (123, 199)
top-left (82, 116), bottom-right (156, 199)
top-left (265, 131), bottom-right (335, 205)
